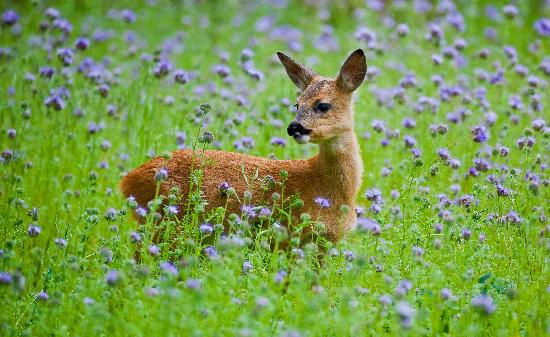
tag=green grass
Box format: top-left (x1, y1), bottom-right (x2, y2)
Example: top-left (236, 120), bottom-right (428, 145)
top-left (1, 1), bottom-right (549, 336)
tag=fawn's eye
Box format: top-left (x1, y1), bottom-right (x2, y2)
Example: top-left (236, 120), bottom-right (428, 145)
top-left (316, 102), bottom-right (331, 113)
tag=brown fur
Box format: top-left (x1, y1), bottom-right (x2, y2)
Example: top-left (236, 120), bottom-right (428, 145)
top-left (120, 49), bottom-right (367, 243)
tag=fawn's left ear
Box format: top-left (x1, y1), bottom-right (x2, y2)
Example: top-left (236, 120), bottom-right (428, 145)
top-left (277, 52), bottom-right (318, 91)
top-left (336, 49), bottom-right (367, 93)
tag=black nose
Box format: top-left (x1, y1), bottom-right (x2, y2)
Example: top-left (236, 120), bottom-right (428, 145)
top-left (287, 121), bottom-right (312, 137)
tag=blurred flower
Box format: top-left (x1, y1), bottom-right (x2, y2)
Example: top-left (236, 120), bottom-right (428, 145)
top-left (396, 301), bottom-right (415, 328)
top-left (534, 18), bottom-right (550, 37)
top-left (36, 290), bottom-right (49, 302)
top-left (105, 270), bottom-right (121, 286)
top-left (1, 10), bottom-right (19, 26)
top-left (471, 295), bottom-right (496, 315)
top-left (314, 197), bottom-right (330, 209)
top-left (27, 224), bottom-right (41, 237)
top-left (242, 261), bottom-right (253, 274)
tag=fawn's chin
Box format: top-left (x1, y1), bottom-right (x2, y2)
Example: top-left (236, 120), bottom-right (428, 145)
top-left (293, 134), bottom-right (310, 144)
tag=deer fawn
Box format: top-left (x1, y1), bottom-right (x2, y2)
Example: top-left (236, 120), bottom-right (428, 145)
top-left (120, 49), bottom-right (366, 243)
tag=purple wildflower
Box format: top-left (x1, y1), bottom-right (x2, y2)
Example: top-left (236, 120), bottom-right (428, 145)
top-left (314, 197), bottom-right (330, 209)
top-left (472, 295), bottom-right (496, 315)
top-left (75, 37), bottom-right (90, 50)
top-left (130, 231), bottom-right (142, 243)
top-left (203, 246), bottom-right (218, 258)
top-left (27, 224), bottom-right (41, 237)
top-left (56, 48), bottom-right (73, 66)
top-left (365, 188), bottom-right (382, 203)
top-left (462, 228), bottom-right (471, 240)
top-left (186, 278), bottom-right (201, 290)
top-left (105, 270), bottom-right (121, 286)
top-left (160, 261), bottom-right (178, 276)
top-left (155, 168), bottom-right (168, 181)
top-left (471, 125), bottom-right (488, 143)
top-left (534, 18), bottom-right (550, 37)
top-left (165, 205), bottom-right (178, 216)
top-left (154, 59), bottom-right (172, 78)
top-left (0, 272), bottom-right (13, 285)
top-left (174, 70), bottom-right (189, 84)
top-left (270, 137), bottom-right (287, 147)
top-left (1, 10), bottom-right (19, 26)
top-left (36, 290), bottom-right (49, 302)
top-left (396, 301), bottom-right (415, 328)
top-left (199, 223), bottom-right (213, 235)
top-left (148, 244), bottom-right (160, 256)
top-left (54, 238), bottom-right (67, 248)
top-left (242, 261), bottom-right (253, 274)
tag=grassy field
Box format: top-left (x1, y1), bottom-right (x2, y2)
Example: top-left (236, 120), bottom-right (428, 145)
top-left (1, 0), bottom-right (549, 336)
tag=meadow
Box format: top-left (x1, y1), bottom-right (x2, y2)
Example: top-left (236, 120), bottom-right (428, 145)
top-left (1, 0), bottom-right (549, 336)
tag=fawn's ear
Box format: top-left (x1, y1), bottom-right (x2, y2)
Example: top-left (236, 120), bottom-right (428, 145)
top-left (336, 49), bottom-right (367, 92)
top-left (277, 52), bottom-right (318, 91)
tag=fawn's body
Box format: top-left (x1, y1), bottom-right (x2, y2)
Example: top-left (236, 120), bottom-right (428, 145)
top-left (120, 49), bottom-right (367, 243)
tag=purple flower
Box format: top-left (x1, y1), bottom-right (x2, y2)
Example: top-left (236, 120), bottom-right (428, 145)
top-left (440, 288), bottom-right (453, 300)
top-left (135, 207), bottom-right (147, 218)
top-left (105, 270), bottom-right (121, 286)
top-left (495, 183), bottom-right (511, 197)
top-left (471, 125), bottom-right (488, 143)
top-left (148, 244), bottom-right (160, 256)
top-left (155, 168), bottom-right (168, 181)
top-left (199, 223), bottom-right (213, 235)
top-left (57, 48), bottom-right (74, 66)
top-left (97, 84), bottom-right (110, 98)
top-left (344, 250), bottom-right (355, 261)
top-left (270, 137), bottom-right (287, 147)
top-left (379, 294), bottom-right (392, 306)
top-left (160, 261), bottom-right (178, 276)
top-left (241, 205), bottom-right (256, 219)
top-left (437, 148), bottom-right (450, 160)
top-left (396, 24), bottom-right (409, 37)
top-left (174, 70), bottom-right (189, 84)
top-left (274, 270), bottom-right (287, 284)
top-left (314, 197), bottom-right (330, 209)
top-left (502, 5), bottom-right (518, 19)
top-left (203, 246), bottom-right (218, 258)
top-left (186, 278), bottom-right (201, 290)
top-left (218, 182), bottom-right (231, 195)
top-left (75, 37), bottom-right (90, 50)
top-left (365, 188), bottom-right (382, 203)
top-left (154, 59), bottom-right (172, 78)
top-left (404, 135), bottom-right (416, 148)
top-left (258, 207), bottom-right (272, 220)
top-left (356, 218), bottom-right (381, 235)
top-left (396, 301), bottom-right (415, 328)
top-left (462, 228), bottom-right (471, 240)
top-left (0, 272), bottom-right (13, 285)
top-left (1, 10), bottom-right (19, 26)
top-left (54, 238), bottom-right (67, 248)
top-left (505, 211), bottom-right (522, 224)
top-left (242, 261), bottom-right (253, 274)
top-left (120, 9), bottom-right (136, 23)
top-left (165, 205), bottom-right (178, 216)
top-left (28, 224), bottom-right (41, 237)
top-left (472, 295), bottom-right (496, 315)
top-left (45, 95), bottom-right (65, 111)
top-left (130, 231), bottom-right (142, 243)
top-left (36, 290), bottom-right (49, 302)
top-left (534, 18), bottom-right (550, 37)
top-left (412, 246), bottom-right (424, 257)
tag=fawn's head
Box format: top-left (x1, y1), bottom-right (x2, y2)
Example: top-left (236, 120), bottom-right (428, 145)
top-left (278, 49), bottom-right (367, 144)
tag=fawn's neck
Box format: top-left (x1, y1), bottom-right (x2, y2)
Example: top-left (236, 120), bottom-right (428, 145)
top-left (315, 131), bottom-right (363, 207)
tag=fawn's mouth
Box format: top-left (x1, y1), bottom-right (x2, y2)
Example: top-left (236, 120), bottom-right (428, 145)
top-left (293, 134), bottom-right (310, 144)
top-left (287, 121), bottom-right (312, 144)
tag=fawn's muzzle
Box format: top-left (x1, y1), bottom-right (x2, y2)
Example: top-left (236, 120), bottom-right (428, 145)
top-left (287, 121), bottom-right (312, 144)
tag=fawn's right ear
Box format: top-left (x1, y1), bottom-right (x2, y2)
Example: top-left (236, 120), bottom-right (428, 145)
top-left (277, 52), bottom-right (318, 91)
